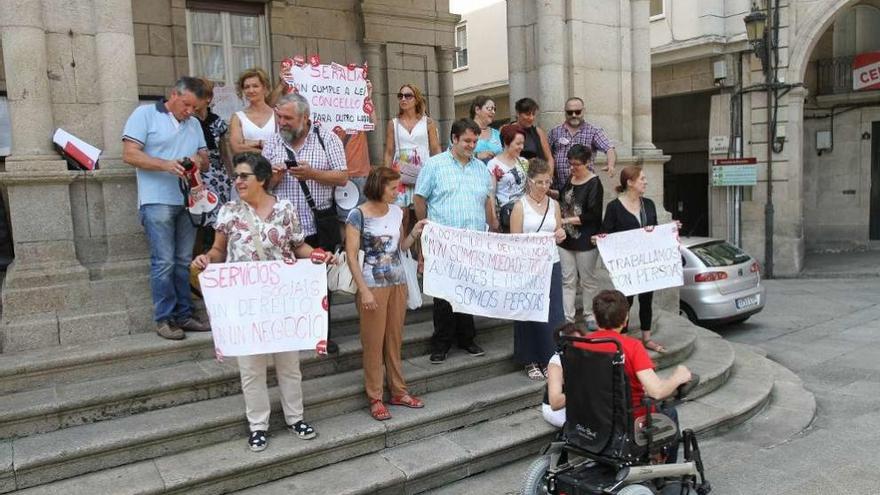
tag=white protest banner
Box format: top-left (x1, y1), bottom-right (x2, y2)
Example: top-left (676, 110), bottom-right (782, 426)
top-left (280, 55), bottom-right (374, 133)
top-left (421, 223), bottom-right (556, 322)
top-left (596, 223), bottom-right (683, 296)
top-left (199, 260), bottom-right (328, 357)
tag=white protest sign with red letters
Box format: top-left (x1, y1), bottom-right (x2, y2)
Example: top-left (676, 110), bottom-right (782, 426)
top-left (199, 260), bottom-right (328, 357)
top-left (280, 55), bottom-right (374, 133)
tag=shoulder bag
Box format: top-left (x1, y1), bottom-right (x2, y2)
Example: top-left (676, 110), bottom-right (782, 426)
top-left (285, 125), bottom-right (342, 250)
top-left (327, 208), bottom-right (365, 295)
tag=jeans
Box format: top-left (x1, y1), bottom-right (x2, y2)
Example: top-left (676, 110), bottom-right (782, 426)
top-left (558, 247), bottom-right (600, 323)
top-left (139, 204), bottom-right (197, 323)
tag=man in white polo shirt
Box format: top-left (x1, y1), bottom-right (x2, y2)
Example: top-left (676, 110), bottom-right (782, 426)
top-left (122, 77), bottom-right (212, 340)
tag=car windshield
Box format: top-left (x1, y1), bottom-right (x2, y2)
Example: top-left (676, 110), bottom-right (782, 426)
top-left (690, 241), bottom-right (751, 267)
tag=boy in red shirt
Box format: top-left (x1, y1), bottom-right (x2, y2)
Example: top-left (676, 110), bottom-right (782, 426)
top-left (576, 289), bottom-right (692, 461)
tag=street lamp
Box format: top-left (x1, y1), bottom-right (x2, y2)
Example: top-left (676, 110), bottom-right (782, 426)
top-left (744, 2), bottom-right (776, 278)
top-left (744, 8), bottom-right (769, 75)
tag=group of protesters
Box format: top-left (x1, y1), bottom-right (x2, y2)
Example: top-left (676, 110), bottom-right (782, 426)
top-left (122, 67), bottom-right (668, 452)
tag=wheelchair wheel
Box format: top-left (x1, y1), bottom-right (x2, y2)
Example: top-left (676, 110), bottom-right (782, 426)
top-left (617, 484), bottom-right (655, 495)
top-left (520, 455), bottom-right (551, 495)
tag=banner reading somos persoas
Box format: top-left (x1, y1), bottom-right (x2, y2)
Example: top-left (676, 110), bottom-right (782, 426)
top-left (421, 223), bottom-right (557, 323)
top-left (199, 260), bottom-right (328, 357)
top-left (596, 222), bottom-right (684, 297)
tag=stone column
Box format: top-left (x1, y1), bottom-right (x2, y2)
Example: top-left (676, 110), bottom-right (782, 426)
top-left (506, 0), bottom-right (528, 109)
top-left (436, 46), bottom-right (456, 143)
top-left (364, 42), bottom-right (387, 167)
top-left (535, 1), bottom-right (566, 130)
top-left (0, 0), bottom-right (58, 161)
top-left (631, 0), bottom-right (657, 155)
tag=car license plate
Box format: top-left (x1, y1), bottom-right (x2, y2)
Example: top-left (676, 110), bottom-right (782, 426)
top-left (736, 295), bottom-right (759, 309)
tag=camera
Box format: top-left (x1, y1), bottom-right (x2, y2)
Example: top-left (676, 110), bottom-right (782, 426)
top-left (180, 157), bottom-right (195, 172)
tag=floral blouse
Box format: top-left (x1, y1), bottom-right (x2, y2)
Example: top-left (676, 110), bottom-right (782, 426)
top-left (214, 199), bottom-right (304, 262)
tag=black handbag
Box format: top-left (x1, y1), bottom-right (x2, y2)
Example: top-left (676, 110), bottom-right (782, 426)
top-left (285, 126), bottom-right (342, 251)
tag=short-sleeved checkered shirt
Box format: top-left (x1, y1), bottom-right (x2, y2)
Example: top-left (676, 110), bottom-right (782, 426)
top-left (548, 122), bottom-right (613, 190)
top-left (262, 124), bottom-right (347, 237)
top-left (414, 150), bottom-right (491, 231)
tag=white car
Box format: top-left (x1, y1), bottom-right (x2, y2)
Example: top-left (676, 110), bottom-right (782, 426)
top-left (678, 237), bottom-right (765, 325)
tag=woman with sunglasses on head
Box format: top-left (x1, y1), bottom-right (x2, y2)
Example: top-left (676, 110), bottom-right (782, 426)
top-left (470, 95), bottom-right (502, 163)
top-left (509, 158), bottom-right (567, 380)
top-left (229, 68), bottom-right (276, 156)
top-left (513, 97), bottom-right (554, 177)
top-left (487, 124), bottom-right (528, 232)
top-left (599, 165), bottom-right (665, 353)
top-left (383, 84), bottom-right (442, 210)
top-left (191, 152), bottom-right (334, 452)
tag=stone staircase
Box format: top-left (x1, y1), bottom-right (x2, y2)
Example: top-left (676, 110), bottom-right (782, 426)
top-left (0, 297), bottom-right (813, 494)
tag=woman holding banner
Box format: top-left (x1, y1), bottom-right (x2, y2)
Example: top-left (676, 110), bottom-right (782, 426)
top-left (345, 167), bottom-right (426, 421)
top-left (191, 152), bottom-right (334, 452)
top-left (600, 165), bottom-right (665, 353)
top-left (509, 158), bottom-right (566, 380)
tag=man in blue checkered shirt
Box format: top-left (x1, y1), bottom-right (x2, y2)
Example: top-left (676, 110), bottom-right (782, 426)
top-left (262, 92), bottom-right (349, 246)
top-left (415, 118), bottom-right (498, 363)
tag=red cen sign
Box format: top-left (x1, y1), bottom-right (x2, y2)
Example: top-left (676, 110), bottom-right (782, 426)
top-left (853, 52), bottom-right (880, 91)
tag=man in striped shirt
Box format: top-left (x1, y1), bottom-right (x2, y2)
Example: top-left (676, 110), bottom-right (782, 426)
top-left (415, 118), bottom-right (497, 363)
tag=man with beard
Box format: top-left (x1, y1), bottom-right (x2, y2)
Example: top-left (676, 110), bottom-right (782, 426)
top-left (414, 118), bottom-right (496, 363)
top-left (548, 97), bottom-right (616, 192)
top-left (263, 92), bottom-right (348, 353)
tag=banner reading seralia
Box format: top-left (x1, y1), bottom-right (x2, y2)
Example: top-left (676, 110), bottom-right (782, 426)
top-left (199, 260), bottom-right (328, 357)
top-left (280, 54), bottom-right (374, 133)
top-left (596, 223), bottom-right (683, 296)
top-left (421, 223), bottom-right (556, 322)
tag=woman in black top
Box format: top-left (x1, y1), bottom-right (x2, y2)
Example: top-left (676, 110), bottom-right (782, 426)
top-left (559, 145), bottom-right (604, 326)
top-left (601, 165), bottom-right (665, 353)
top-left (513, 98), bottom-right (554, 175)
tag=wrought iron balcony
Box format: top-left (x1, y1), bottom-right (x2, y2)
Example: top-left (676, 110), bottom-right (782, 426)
top-left (816, 55), bottom-right (854, 95)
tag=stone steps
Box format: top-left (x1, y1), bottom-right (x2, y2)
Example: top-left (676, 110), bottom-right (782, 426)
top-left (0, 314), bottom-right (502, 441)
top-left (6, 326), bottom-right (516, 489)
top-left (0, 298), bottom-right (433, 396)
top-left (13, 373), bottom-right (548, 495)
top-left (232, 407), bottom-right (556, 495)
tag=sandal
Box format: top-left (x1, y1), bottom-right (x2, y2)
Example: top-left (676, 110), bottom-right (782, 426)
top-left (643, 339), bottom-right (667, 353)
top-left (289, 420), bottom-right (317, 440)
top-left (369, 399), bottom-right (392, 420)
top-left (526, 363), bottom-right (545, 381)
top-left (389, 394), bottom-right (425, 409)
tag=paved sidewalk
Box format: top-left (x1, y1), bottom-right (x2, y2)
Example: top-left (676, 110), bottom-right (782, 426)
top-left (793, 250), bottom-right (880, 279)
top-left (703, 278), bottom-right (880, 494)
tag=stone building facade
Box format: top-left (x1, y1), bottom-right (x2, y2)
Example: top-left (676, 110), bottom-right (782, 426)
top-left (650, 0), bottom-right (880, 275)
top-left (0, 0), bottom-right (459, 352)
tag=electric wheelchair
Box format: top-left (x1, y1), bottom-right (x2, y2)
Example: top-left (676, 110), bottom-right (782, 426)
top-left (521, 336), bottom-right (711, 495)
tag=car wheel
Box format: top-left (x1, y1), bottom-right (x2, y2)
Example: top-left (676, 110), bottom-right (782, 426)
top-left (678, 303), bottom-right (697, 324)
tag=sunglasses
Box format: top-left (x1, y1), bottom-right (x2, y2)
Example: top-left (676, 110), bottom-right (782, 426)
top-left (397, 93), bottom-right (415, 100)
top-left (232, 172), bottom-right (255, 181)
top-left (566, 109), bottom-right (583, 116)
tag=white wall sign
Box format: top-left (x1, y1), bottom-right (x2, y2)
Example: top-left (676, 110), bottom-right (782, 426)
top-left (709, 135), bottom-right (729, 155)
top-left (199, 260), bottom-right (328, 357)
top-left (421, 223), bottom-right (556, 322)
top-left (596, 223), bottom-right (684, 296)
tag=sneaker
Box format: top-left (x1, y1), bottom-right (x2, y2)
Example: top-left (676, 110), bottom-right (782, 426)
top-left (462, 344), bottom-right (485, 357)
top-left (156, 321), bottom-right (185, 340)
top-left (289, 420), bottom-right (317, 440)
top-left (325, 339), bottom-right (339, 354)
top-left (175, 316), bottom-right (211, 332)
top-left (429, 350), bottom-right (447, 364)
top-left (248, 430), bottom-right (268, 452)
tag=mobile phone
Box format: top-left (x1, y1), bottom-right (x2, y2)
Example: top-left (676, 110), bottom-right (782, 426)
top-left (285, 157), bottom-right (297, 169)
